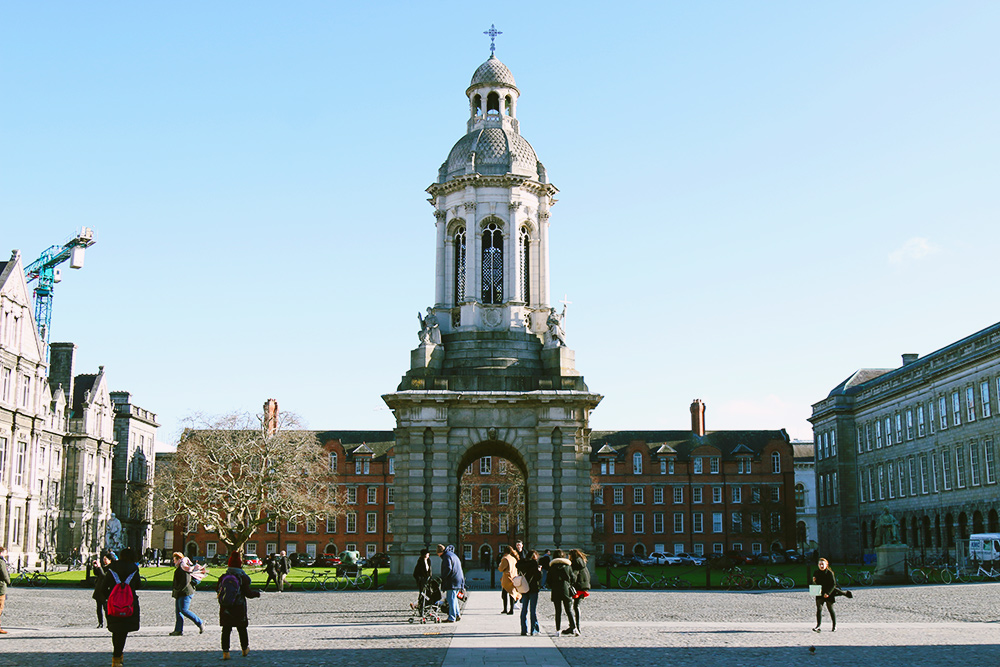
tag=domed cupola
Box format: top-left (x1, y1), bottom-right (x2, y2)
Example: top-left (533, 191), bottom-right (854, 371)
top-left (436, 55), bottom-right (546, 184)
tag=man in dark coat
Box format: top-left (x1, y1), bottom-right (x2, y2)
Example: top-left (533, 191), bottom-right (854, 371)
top-left (276, 551), bottom-right (290, 592)
top-left (217, 551), bottom-right (260, 659)
top-left (262, 555), bottom-right (279, 591)
top-left (437, 544), bottom-right (465, 623)
top-left (102, 547), bottom-right (141, 667)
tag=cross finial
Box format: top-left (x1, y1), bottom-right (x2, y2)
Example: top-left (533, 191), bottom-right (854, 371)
top-left (484, 24), bottom-right (502, 57)
top-left (559, 294), bottom-right (572, 310)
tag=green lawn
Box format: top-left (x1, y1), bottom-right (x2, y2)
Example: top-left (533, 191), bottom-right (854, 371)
top-left (18, 566), bottom-right (389, 590)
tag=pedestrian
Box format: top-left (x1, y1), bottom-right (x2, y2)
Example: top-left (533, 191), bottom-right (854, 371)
top-left (812, 557), bottom-right (838, 632)
top-left (216, 551), bottom-right (260, 659)
top-left (263, 555), bottom-right (279, 592)
top-left (569, 549), bottom-right (591, 634)
top-left (498, 545), bottom-right (521, 615)
top-left (437, 544), bottom-right (465, 623)
top-left (276, 550), bottom-right (290, 592)
top-left (548, 550), bottom-right (577, 636)
top-left (538, 549), bottom-right (551, 589)
top-left (170, 551), bottom-right (205, 636)
top-left (92, 554), bottom-right (113, 628)
top-left (412, 548), bottom-right (432, 614)
top-left (0, 545), bottom-right (10, 634)
top-left (516, 550), bottom-right (541, 636)
top-left (102, 547), bottom-right (141, 667)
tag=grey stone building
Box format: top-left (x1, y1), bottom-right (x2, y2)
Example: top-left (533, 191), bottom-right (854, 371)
top-left (810, 321), bottom-right (1000, 561)
top-left (792, 441), bottom-right (817, 553)
top-left (110, 391), bottom-right (158, 552)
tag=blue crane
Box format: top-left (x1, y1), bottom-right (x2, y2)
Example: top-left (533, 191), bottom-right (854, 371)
top-left (24, 227), bottom-right (96, 358)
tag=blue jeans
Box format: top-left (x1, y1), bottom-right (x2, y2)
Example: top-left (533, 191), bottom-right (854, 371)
top-left (174, 594), bottom-right (202, 633)
top-left (519, 591), bottom-right (539, 634)
top-left (445, 588), bottom-right (460, 621)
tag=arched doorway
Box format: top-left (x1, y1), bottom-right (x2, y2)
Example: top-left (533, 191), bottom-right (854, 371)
top-left (325, 543), bottom-right (338, 554)
top-left (945, 513), bottom-right (955, 548)
top-left (457, 442), bottom-right (528, 569)
top-left (973, 510), bottom-right (984, 534)
top-left (958, 512), bottom-right (968, 541)
top-left (989, 509), bottom-right (999, 532)
top-left (910, 517), bottom-right (919, 547)
top-left (632, 543), bottom-right (646, 556)
top-left (186, 542), bottom-right (199, 559)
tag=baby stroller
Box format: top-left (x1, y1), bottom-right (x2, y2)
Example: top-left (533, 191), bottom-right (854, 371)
top-left (409, 577), bottom-right (443, 624)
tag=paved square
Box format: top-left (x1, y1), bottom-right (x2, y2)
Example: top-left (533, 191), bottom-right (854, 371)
top-left (0, 583), bottom-right (997, 665)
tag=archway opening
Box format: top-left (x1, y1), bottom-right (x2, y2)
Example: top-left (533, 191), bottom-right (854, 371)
top-left (989, 509), bottom-right (999, 533)
top-left (973, 510), bottom-right (984, 534)
top-left (457, 442), bottom-right (528, 570)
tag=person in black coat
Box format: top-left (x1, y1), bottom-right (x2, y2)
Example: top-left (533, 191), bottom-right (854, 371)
top-left (101, 547), bottom-right (141, 667)
top-left (516, 550), bottom-right (541, 636)
top-left (569, 549), bottom-right (591, 634)
top-left (412, 548), bottom-right (432, 614)
top-left (217, 551), bottom-right (260, 659)
top-left (547, 550), bottom-right (578, 636)
top-left (812, 558), bottom-right (837, 632)
top-left (262, 555), bottom-right (279, 592)
top-left (92, 554), bottom-right (113, 628)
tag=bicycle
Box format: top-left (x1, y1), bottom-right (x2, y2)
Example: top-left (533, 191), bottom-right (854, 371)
top-left (757, 570), bottom-right (794, 590)
top-left (337, 568), bottom-right (373, 590)
top-left (11, 570), bottom-right (49, 587)
top-left (937, 563), bottom-right (972, 584)
top-left (616, 570), bottom-right (654, 589)
top-left (720, 568), bottom-right (754, 591)
top-left (840, 568), bottom-right (874, 586)
top-left (301, 570), bottom-right (338, 591)
top-left (651, 574), bottom-right (691, 589)
top-left (971, 564), bottom-right (1000, 582)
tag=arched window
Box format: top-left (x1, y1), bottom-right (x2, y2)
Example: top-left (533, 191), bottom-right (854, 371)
top-left (771, 451), bottom-right (781, 474)
top-left (504, 95), bottom-right (512, 115)
top-left (487, 92), bottom-right (500, 115)
top-left (454, 228), bottom-right (466, 302)
top-left (481, 222), bottom-right (503, 304)
top-left (633, 452), bottom-right (642, 474)
top-left (795, 483), bottom-right (805, 508)
top-left (518, 227), bottom-right (529, 303)
top-left (473, 94), bottom-right (482, 116)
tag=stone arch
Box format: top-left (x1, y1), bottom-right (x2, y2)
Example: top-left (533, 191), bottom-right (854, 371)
top-left (973, 509), bottom-right (985, 534)
top-left (479, 544), bottom-right (493, 570)
top-left (324, 542), bottom-right (338, 554)
top-left (186, 542), bottom-right (199, 558)
top-left (632, 542), bottom-right (646, 556)
top-left (989, 509), bottom-right (999, 532)
top-left (456, 439), bottom-right (530, 557)
top-left (958, 512), bottom-right (969, 541)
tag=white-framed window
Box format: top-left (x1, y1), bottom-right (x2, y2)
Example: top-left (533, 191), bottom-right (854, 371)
top-left (388, 457), bottom-right (395, 474)
top-left (594, 513), bottom-right (605, 532)
top-left (206, 542), bottom-right (217, 558)
top-left (660, 460), bottom-right (667, 475)
top-left (633, 452), bottom-right (642, 474)
top-left (750, 513), bottom-right (762, 533)
top-left (266, 543), bottom-right (277, 555)
top-left (480, 513), bottom-right (490, 533)
top-left (908, 457), bottom-right (917, 496)
top-left (367, 487), bottom-right (377, 504)
top-left (867, 467), bottom-right (874, 500)
top-left (956, 447), bottom-right (966, 488)
top-left (673, 487), bottom-right (683, 503)
top-left (613, 487), bottom-right (624, 504)
top-left (940, 396), bottom-right (948, 430)
top-left (751, 487), bottom-right (761, 503)
top-left (770, 486), bottom-right (780, 503)
top-left (245, 542), bottom-right (258, 556)
top-left (673, 513), bottom-right (684, 533)
top-left (830, 431), bottom-right (837, 456)
top-left (653, 513), bottom-right (664, 533)
top-left (982, 381), bottom-right (992, 418)
top-left (481, 487), bottom-right (491, 504)
top-left (942, 450), bottom-right (952, 490)
top-left (498, 459), bottom-right (507, 475)
top-left (463, 544), bottom-right (473, 562)
top-left (306, 543), bottom-right (318, 559)
top-left (859, 471), bottom-right (866, 503)
top-left (906, 410), bottom-right (914, 440)
top-left (692, 487), bottom-right (703, 504)
top-left (895, 414), bottom-right (903, 443)
top-left (692, 513), bottom-right (704, 533)
top-left (287, 518), bottom-right (297, 532)
top-left (498, 515), bottom-right (508, 534)
top-left (613, 512), bottom-right (624, 534)
top-left (387, 486), bottom-right (394, 504)
top-left (887, 461), bottom-right (895, 498)
top-left (329, 452), bottom-right (337, 472)
top-left (266, 514), bottom-right (277, 533)
top-left (986, 439), bottom-right (997, 485)
top-left (653, 486), bottom-right (664, 504)
top-left (878, 466), bottom-right (885, 499)
top-left (970, 443), bottom-right (981, 486)
top-left (875, 421), bottom-right (883, 448)
top-left (712, 486), bottom-right (722, 503)
top-left (634, 513), bottom-right (644, 533)
top-left (732, 486), bottom-right (742, 504)
top-left (614, 543), bottom-right (626, 555)
top-left (14, 440), bottom-right (27, 486)
top-left (920, 455), bottom-right (929, 494)
top-left (967, 386), bottom-right (977, 422)
top-left (885, 417), bottom-right (892, 446)
top-left (953, 391), bottom-right (962, 427)
top-left (326, 515), bottom-right (337, 533)
top-left (633, 487), bottom-right (644, 504)
top-left (600, 461), bottom-right (608, 475)
top-left (355, 459), bottom-right (370, 475)
top-left (499, 488), bottom-right (508, 505)
top-left (366, 512), bottom-right (377, 533)
top-left (771, 451), bottom-right (781, 473)
top-left (710, 457), bottom-right (720, 474)
top-left (931, 451), bottom-right (940, 492)
top-left (770, 513), bottom-right (782, 533)
top-left (306, 518), bottom-right (317, 533)
top-left (712, 512), bottom-right (723, 533)
top-left (668, 460), bottom-right (675, 474)
top-left (347, 487), bottom-right (358, 504)
top-left (593, 488), bottom-right (604, 504)
top-left (480, 457), bottom-right (492, 474)
top-left (918, 407), bottom-right (926, 437)
top-left (346, 512), bottom-right (357, 533)
top-left (693, 458), bottom-right (703, 474)
top-left (731, 512), bottom-right (742, 533)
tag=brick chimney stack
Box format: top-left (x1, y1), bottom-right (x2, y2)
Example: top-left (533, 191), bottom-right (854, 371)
top-left (263, 398), bottom-right (279, 435)
top-left (690, 399), bottom-right (706, 437)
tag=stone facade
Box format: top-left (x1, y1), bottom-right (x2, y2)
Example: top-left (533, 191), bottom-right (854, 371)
top-left (793, 442), bottom-right (818, 552)
top-left (110, 391), bottom-right (158, 551)
top-left (810, 321), bottom-right (1000, 561)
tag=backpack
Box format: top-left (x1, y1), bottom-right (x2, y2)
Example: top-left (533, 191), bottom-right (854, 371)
top-left (217, 573), bottom-right (242, 607)
top-left (106, 570), bottom-right (136, 618)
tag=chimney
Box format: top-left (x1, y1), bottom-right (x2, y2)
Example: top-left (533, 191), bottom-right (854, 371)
top-left (48, 342), bottom-right (77, 405)
top-left (902, 353), bottom-right (919, 366)
top-left (690, 399), bottom-right (706, 437)
top-left (263, 398), bottom-right (279, 435)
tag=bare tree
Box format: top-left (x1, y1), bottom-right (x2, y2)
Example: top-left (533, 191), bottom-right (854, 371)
top-left (155, 410), bottom-right (339, 552)
top-left (458, 457), bottom-right (526, 558)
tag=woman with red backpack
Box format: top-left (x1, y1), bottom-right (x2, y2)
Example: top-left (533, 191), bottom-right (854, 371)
top-left (216, 551), bottom-right (260, 660)
top-left (102, 547), bottom-right (141, 667)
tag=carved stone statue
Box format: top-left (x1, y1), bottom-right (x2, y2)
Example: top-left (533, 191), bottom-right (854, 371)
top-left (875, 508), bottom-right (901, 547)
top-left (544, 306), bottom-right (567, 347)
top-left (105, 512), bottom-right (124, 552)
top-left (417, 308), bottom-right (442, 345)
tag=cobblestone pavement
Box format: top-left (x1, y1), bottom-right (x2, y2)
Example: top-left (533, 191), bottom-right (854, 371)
top-left (0, 583), bottom-right (998, 666)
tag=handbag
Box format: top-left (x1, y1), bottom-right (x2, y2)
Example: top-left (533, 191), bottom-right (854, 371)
top-left (808, 584), bottom-right (822, 596)
top-left (512, 574), bottom-right (530, 594)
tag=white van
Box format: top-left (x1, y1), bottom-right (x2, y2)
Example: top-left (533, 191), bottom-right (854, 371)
top-left (968, 533), bottom-right (1000, 563)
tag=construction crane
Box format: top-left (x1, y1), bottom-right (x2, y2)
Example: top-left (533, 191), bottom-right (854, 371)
top-left (24, 227), bottom-right (97, 357)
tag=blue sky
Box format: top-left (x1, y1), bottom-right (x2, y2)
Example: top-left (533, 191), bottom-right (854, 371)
top-left (3, 1), bottom-right (998, 446)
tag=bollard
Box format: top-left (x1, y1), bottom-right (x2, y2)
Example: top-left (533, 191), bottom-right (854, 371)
top-left (373, 567), bottom-right (379, 589)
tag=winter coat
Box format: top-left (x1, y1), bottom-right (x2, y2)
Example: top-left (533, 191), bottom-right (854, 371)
top-left (413, 556), bottom-right (432, 587)
top-left (813, 568), bottom-right (836, 601)
top-left (92, 564), bottom-right (108, 602)
top-left (498, 553), bottom-right (521, 600)
top-left (439, 546), bottom-right (465, 591)
top-left (571, 556), bottom-right (591, 592)
top-left (548, 557), bottom-right (575, 602)
top-left (0, 557), bottom-right (9, 596)
top-left (102, 560), bottom-right (141, 633)
top-left (217, 567), bottom-right (260, 628)
top-left (516, 556), bottom-right (541, 595)
top-left (172, 565), bottom-right (197, 599)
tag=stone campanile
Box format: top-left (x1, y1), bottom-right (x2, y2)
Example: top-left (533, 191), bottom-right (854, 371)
top-left (383, 47), bottom-right (602, 583)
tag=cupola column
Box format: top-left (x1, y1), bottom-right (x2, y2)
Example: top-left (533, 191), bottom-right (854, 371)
top-left (434, 210), bottom-right (447, 306)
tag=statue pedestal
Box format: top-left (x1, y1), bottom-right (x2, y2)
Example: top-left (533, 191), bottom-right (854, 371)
top-left (541, 346), bottom-right (578, 376)
top-left (874, 544), bottom-right (908, 584)
top-left (410, 343), bottom-right (444, 371)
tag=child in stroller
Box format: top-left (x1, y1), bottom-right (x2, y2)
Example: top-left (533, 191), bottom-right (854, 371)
top-left (409, 578), bottom-right (468, 624)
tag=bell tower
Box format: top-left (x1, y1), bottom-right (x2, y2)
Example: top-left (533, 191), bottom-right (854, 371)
top-left (383, 39), bottom-right (601, 583)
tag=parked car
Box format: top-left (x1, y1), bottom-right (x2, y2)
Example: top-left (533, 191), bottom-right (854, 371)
top-left (244, 555), bottom-right (262, 567)
top-left (643, 551), bottom-right (683, 566)
top-left (596, 553), bottom-right (632, 567)
top-left (784, 550), bottom-right (806, 563)
top-left (362, 552), bottom-right (391, 568)
top-left (673, 552), bottom-right (706, 566)
top-left (312, 553), bottom-right (341, 567)
top-left (754, 551), bottom-right (786, 564)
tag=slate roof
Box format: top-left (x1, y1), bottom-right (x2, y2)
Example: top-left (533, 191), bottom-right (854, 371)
top-left (315, 431), bottom-right (395, 459)
top-left (792, 443), bottom-right (815, 461)
top-left (589, 429), bottom-right (789, 461)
